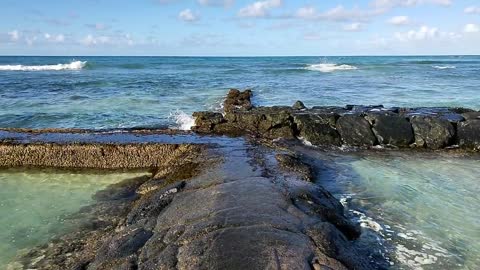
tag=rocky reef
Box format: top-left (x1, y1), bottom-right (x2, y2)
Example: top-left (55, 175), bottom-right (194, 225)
top-left (193, 89), bottom-right (480, 150)
top-left (5, 134), bottom-right (381, 270)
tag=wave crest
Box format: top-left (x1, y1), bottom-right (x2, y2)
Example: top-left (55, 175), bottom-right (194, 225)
top-left (306, 63), bottom-right (358, 73)
top-left (433, 65), bottom-right (456, 70)
top-left (0, 61), bottom-right (87, 71)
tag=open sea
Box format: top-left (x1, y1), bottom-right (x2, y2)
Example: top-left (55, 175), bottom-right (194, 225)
top-left (0, 55), bottom-right (479, 129)
top-left (0, 56), bottom-right (479, 269)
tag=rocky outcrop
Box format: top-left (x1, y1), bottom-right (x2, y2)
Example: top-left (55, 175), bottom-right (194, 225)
top-left (192, 90), bottom-right (480, 150)
top-left (15, 138), bottom-right (377, 270)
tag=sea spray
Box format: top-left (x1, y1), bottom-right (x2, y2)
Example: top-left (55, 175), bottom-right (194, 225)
top-left (170, 110), bottom-right (195, 131)
top-left (305, 63), bottom-right (358, 72)
top-left (0, 61), bottom-right (87, 71)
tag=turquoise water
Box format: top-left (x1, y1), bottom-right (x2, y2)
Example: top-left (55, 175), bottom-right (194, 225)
top-left (316, 152), bottom-right (480, 270)
top-left (0, 56), bottom-right (479, 129)
top-left (0, 170), bottom-right (145, 268)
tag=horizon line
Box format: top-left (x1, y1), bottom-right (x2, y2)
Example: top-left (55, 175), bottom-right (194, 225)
top-left (1, 54), bottom-right (479, 58)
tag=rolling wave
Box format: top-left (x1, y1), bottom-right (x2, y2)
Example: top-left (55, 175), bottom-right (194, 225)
top-left (306, 63), bottom-right (358, 73)
top-left (0, 61), bottom-right (86, 71)
top-left (433, 65), bottom-right (456, 70)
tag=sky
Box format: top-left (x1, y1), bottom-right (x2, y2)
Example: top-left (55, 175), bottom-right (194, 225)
top-left (0, 0), bottom-right (479, 56)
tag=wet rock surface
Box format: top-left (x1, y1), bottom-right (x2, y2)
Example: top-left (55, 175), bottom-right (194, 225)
top-left (13, 137), bottom-right (378, 270)
top-left (193, 90), bottom-right (480, 151)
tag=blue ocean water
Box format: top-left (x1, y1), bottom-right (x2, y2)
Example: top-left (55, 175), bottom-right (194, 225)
top-left (0, 55), bottom-right (479, 129)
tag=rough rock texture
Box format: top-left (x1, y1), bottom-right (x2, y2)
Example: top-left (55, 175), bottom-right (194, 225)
top-left (410, 116), bottom-right (455, 149)
top-left (15, 139), bottom-right (375, 270)
top-left (365, 113), bottom-right (414, 146)
top-left (275, 153), bottom-right (315, 181)
top-left (457, 120), bottom-right (480, 149)
top-left (294, 113), bottom-right (341, 146)
top-left (192, 90), bottom-right (480, 150)
top-left (0, 143), bottom-right (202, 169)
top-left (336, 115), bottom-right (377, 146)
top-left (224, 88), bottom-right (253, 112)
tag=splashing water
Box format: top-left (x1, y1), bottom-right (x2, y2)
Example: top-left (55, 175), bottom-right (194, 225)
top-left (0, 61), bottom-right (86, 71)
top-left (169, 110), bottom-right (195, 131)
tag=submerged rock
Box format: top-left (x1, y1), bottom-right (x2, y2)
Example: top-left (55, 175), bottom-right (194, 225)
top-left (275, 153), bottom-right (315, 181)
top-left (410, 116), bottom-right (455, 149)
top-left (336, 115), bottom-right (376, 146)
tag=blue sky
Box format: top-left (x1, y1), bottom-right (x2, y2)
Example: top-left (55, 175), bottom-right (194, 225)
top-left (0, 0), bottom-right (479, 56)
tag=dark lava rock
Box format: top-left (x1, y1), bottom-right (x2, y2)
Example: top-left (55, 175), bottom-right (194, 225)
top-left (90, 227), bottom-right (153, 269)
top-left (462, 112), bottom-right (480, 120)
top-left (224, 89), bottom-right (253, 112)
top-left (410, 116), bottom-right (455, 149)
top-left (224, 107), bottom-right (296, 139)
top-left (336, 115), bottom-right (376, 146)
top-left (457, 120), bottom-right (480, 149)
top-left (307, 222), bottom-right (373, 270)
top-left (294, 113), bottom-right (341, 146)
top-left (275, 153), bottom-right (315, 181)
top-left (366, 113), bottom-right (414, 146)
top-left (192, 111), bottom-right (224, 133)
top-left (93, 175), bottom-right (150, 202)
top-left (292, 100), bottom-right (306, 110)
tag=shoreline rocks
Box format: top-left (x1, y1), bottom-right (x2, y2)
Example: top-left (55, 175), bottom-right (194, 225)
top-left (192, 89), bottom-right (480, 151)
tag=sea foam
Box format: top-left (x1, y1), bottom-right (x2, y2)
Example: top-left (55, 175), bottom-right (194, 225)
top-left (433, 65), bottom-right (456, 70)
top-left (0, 61), bottom-right (86, 71)
top-left (306, 63), bottom-right (358, 73)
top-left (170, 110), bottom-right (195, 131)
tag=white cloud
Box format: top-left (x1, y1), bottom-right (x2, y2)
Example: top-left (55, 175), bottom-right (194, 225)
top-left (81, 34), bottom-right (110, 46)
top-left (198, 0), bottom-right (234, 7)
top-left (44, 33), bottom-right (65, 43)
top-left (388, 16), bottom-right (410, 25)
top-left (343, 22), bottom-right (363, 32)
top-left (394, 25), bottom-right (460, 42)
top-left (464, 6), bottom-right (480, 14)
top-left (179, 9), bottom-right (200, 22)
top-left (464, 24), bottom-right (479, 33)
top-left (371, 0), bottom-right (451, 10)
top-left (8, 30), bottom-right (20, 41)
top-left (238, 0), bottom-right (282, 18)
top-left (296, 5), bottom-right (383, 22)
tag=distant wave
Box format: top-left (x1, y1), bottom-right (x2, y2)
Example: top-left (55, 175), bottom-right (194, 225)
top-left (306, 63), bottom-right (358, 73)
top-left (432, 65), bottom-right (456, 70)
top-left (0, 61), bottom-right (86, 71)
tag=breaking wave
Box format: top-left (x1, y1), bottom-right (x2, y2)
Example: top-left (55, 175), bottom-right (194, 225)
top-left (306, 63), bottom-right (358, 73)
top-left (433, 65), bottom-right (456, 70)
top-left (0, 61), bottom-right (87, 71)
top-left (169, 110), bottom-right (195, 131)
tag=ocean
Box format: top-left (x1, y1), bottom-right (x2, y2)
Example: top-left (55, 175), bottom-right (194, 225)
top-left (1, 56), bottom-right (479, 269)
top-left (0, 55), bottom-right (479, 129)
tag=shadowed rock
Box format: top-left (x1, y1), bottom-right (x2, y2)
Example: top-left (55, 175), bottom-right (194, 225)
top-left (336, 115), bottom-right (376, 146)
top-left (410, 116), bottom-right (455, 149)
top-left (457, 120), bottom-right (480, 149)
top-left (365, 113), bottom-right (414, 146)
top-left (294, 113), bottom-right (342, 146)
top-left (275, 153), bottom-right (315, 181)
top-left (292, 100), bottom-right (307, 110)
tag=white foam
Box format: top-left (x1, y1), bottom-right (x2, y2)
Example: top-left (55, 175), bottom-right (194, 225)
top-left (306, 63), bottom-right (358, 73)
top-left (0, 61), bottom-right (86, 71)
top-left (432, 65), bottom-right (456, 70)
top-left (170, 110), bottom-right (195, 131)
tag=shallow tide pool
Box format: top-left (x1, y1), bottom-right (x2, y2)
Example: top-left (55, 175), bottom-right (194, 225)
top-left (316, 152), bottom-right (480, 270)
top-left (0, 170), bottom-right (146, 268)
